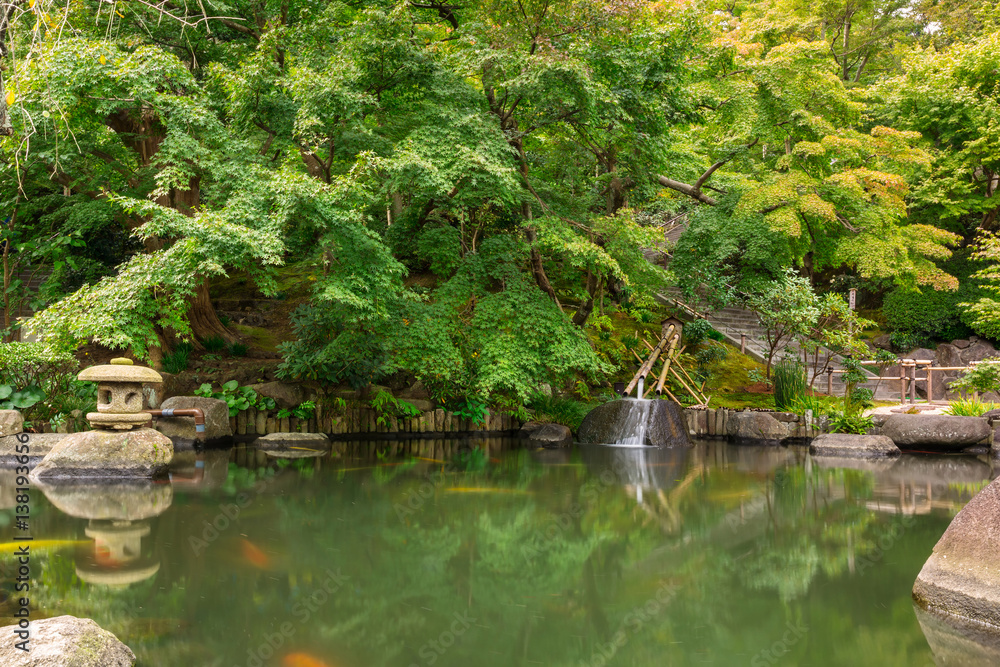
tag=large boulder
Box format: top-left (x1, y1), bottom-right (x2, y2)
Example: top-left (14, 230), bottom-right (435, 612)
top-left (577, 399), bottom-right (690, 447)
top-left (155, 396), bottom-right (231, 446)
top-left (961, 340), bottom-right (997, 364)
top-left (935, 343), bottom-right (964, 369)
top-left (881, 414), bottom-right (990, 451)
top-left (248, 381), bottom-right (304, 409)
top-left (913, 476), bottom-right (1000, 628)
top-left (0, 432), bottom-right (69, 466)
top-left (726, 411), bottom-right (788, 445)
top-left (0, 409), bottom-right (23, 437)
top-left (872, 333), bottom-right (893, 351)
top-left (0, 615), bottom-right (136, 666)
top-left (519, 422), bottom-right (573, 448)
top-left (30, 428), bottom-right (173, 481)
top-left (809, 433), bottom-right (900, 458)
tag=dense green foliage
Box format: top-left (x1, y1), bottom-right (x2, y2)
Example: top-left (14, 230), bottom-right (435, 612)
top-left (2, 0), bottom-right (1000, 405)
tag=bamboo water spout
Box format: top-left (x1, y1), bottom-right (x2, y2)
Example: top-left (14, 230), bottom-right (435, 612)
top-left (623, 325), bottom-right (675, 397)
top-left (655, 333), bottom-right (681, 396)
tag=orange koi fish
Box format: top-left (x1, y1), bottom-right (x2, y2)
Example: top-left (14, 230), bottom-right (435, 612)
top-left (239, 538), bottom-right (271, 569)
top-left (282, 652), bottom-right (332, 667)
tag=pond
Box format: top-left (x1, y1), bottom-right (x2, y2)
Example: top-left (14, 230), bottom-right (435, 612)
top-left (2, 439), bottom-right (995, 666)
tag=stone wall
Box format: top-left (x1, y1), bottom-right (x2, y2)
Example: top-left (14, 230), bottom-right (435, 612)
top-left (228, 406), bottom-right (521, 437)
top-left (682, 407), bottom-right (828, 440)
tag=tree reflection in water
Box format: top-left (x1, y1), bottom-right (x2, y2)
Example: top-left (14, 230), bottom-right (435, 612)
top-left (1, 440), bottom-right (992, 666)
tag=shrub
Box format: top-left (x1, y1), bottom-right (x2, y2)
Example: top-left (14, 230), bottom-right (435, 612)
top-left (683, 319), bottom-right (714, 346)
top-left (370, 390), bottom-right (421, 426)
top-left (228, 342), bottom-right (249, 357)
top-left (790, 395), bottom-right (839, 417)
top-left (0, 343), bottom-right (78, 420)
top-left (162, 342), bottom-right (193, 374)
top-left (773, 358), bottom-right (807, 410)
top-left (693, 343), bottom-right (729, 383)
top-left (202, 335), bottom-right (226, 353)
top-left (0, 342), bottom-right (77, 392)
top-left (527, 392), bottom-right (591, 431)
top-left (829, 412), bottom-right (874, 434)
top-left (196, 380), bottom-right (276, 416)
top-left (950, 357), bottom-right (1000, 395)
top-left (943, 397), bottom-right (1000, 416)
top-left (882, 250), bottom-right (984, 343)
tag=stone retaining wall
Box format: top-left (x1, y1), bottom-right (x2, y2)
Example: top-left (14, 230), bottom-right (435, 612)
top-left (228, 406), bottom-right (521, 437)
top-left (682, 407), bottom-right (829, 440)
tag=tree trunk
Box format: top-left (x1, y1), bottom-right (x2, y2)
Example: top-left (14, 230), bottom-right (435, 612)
top-left (572, 270), bottom-right (599, 326)
top-left (188, 279), bottom-right (236, 343)
top-left (513, 137), bottom-right (561, 309)
top-left (841, 17), bottom-right (852, 80)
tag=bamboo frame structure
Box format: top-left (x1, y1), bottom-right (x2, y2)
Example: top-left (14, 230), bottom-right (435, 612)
top-left (655, 333), bottom-right (681, 395)
top-left (623, 325), bottom-right (674, 397)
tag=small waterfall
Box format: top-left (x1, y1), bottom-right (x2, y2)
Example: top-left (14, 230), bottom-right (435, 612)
top-left (610, 398), bottom-right (653, 446)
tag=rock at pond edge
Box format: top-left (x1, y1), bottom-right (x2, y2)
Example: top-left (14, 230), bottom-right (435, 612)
top-left (0, 615), bottom-right (136, 666)
top-left (809, 433), bottom-right (900, 458)
top-left (913, 476), bottom-right (1000, 629)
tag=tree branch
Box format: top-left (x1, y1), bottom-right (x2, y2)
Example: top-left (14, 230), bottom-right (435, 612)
top-left (656, 176), bottom-right (717, 206)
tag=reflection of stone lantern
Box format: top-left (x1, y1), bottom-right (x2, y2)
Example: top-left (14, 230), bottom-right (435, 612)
top-left (31, 358), bottom-right (174, 480)
top-left (76, 520), bottom-right (160, 588)
top-left (38, 479), bottom-right (172, 589)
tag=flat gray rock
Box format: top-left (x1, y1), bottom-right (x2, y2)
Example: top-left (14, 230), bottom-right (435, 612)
top-left (914, 476), bottom-right (1000, 628)
top-left (155, 396), bottom-right (232, 444)
top-left (0, 615), bottom-right (136, 666)
top-left (255, 431), bottom-right (330, 450)
top-left (882, 414), bottom-right (990, 451)
top-left (726, 411), bottom-right (787, 445)
top-left (519, 422), bottom-right (572, 448)
top-left (810, 433), bottom-right (900, 458)
top-left (0, 433), bottom-right (69, 464)
top-left (30, 428), bottom-right (173, 481)
top-left (0, 409), bottom-right (23, 437)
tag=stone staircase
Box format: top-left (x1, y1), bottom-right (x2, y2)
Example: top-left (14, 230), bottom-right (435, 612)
top-left (657, 293), bottom-right (898, 400)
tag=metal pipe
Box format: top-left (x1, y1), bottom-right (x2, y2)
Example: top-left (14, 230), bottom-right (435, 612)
top-left (147, 408), bottom-right (206, 435)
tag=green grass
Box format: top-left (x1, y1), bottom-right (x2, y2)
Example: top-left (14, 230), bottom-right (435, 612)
top-left (701, 342), bottom-right (768, 393)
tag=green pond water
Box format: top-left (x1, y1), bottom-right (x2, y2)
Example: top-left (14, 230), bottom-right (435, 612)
top-left (2, 439), bottom-right (996, 667)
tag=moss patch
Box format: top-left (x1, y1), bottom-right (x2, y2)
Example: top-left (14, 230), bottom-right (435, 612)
top-left (708, 392), bottom-right (776, 410)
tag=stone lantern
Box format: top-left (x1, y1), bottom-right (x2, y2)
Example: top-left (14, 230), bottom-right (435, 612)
top-left (81, 358), bottom-right (163, 430)
top-left (31, 358), bottom-right (174, 481)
